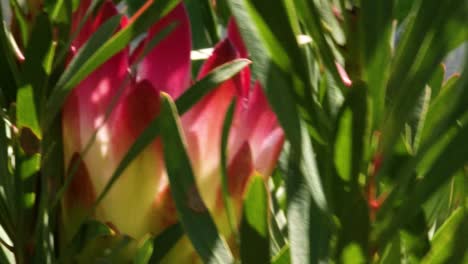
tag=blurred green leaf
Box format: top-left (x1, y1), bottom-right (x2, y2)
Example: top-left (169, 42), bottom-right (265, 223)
top-left (59, 220), bottom-right (113, 262)
top-left (241, 0), bottom-right (310, 89)
top-left (359, 0), bottom-right (393, 127)
top-left (0, 112), bottom-right (14, 239)
top-left (399, 209), bottom-right (430, 263)
top-left (17, 13), bottom-right (53, 138)
top-left (9, 0), bottom-right (30, 47)
top-left (285, 126), bottom-right (331, 264)
top-left (376, 113), bottom-right (468, 246)
top-left (333, 114), bottom-right (369, 264)
top-left (394, 0), bottom-right (415, 22)
top-left (407, 86), bottom-right (431, 153)
top-left (220, 100), bottom-right (237, 237)
top-left (133, 237), bottom-right (154, 264)
top-left (186, 0), bottom-right (220, 49)
top-left (47, 0), bottom-right (73, 25)
top-left (0, 3), bottom-right (21, 103)
top-left (420, 74), bottom-right (460, 146)
top-left (149, 223), bottom-right (184, 263)
top-left (382, 0), bottom-right (467, 155)
top-left (428, 64), bottom-right (445, 99)
top-left (380, 236), bottom-right (402, 264)
top-left (159, 94), bottom-right (233, 263)
top-left (272, 245), bottom-right (290, 264)
top-left (334, 83), bottom-right (369, 184)
top-left (240, 176), bottom-right (270, 264)
top-left (124, 0), bottom-right (146, 15)
top-left (293, 0), bottom-right (344, 90)
top-left (422, 207), bottom-right (468, 264)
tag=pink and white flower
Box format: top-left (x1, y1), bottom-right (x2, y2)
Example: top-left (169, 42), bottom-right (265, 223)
top-left (62, 1), bottom-right (284, 261)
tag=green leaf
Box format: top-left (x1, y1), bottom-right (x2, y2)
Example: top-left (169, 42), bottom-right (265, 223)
top-left (149, 223), bottom-right (184, 263)
top-left (124, 0), bottom-right (146, 15)
top-left (292, 0), bottom-right (344, 89)
top-left (176, 59), bottom-right (250, 114)
top-left (272, 245), bottom-right (290, 264)
top-left (44, 12), bottom-right (122, 130)
top-left (17, 13), bottom-right (53, 138)
top-left (58, 220), bottom-right (113, 262)
top-left (186, 0), bottom-right (220, 49)
top-left (241, 0), bottom-right (309, 88)
top-left (394, 0), bottom-right (415, 22)
top-left (422, 207), bottom-right (468, 264)
top-left (9, 0), bottom-right (30, 46)
top-left (359, 0), bottom-right (393, 127)
top-left (220, 100), bottom-right (237, 237)
top-left (285, 127), bottom-right (331, 264)
top-left (133, 237), bottom-right (154, 264)
top-left (334, 83), bottom-right (369, 185)
top-left (428, 64), bottom-right (445, 99)
top-left (376, 113), bottom-right (468, 247)
top-left (54, 14), bottom-right (122, 93)
top-left (45, 0), bottom-right (182, 131)
top-left (399, 209), bottom-right (430, 263)
top-left (159, 94), bottom-right (233, 263)
top-left (0, 2), bottom-right (21, 103)
top-left (420, 74), bottom-right (460, 146)
top-left (0, 112), bottom-right (14, 238)
top-left (382, 0), bottom-right (467, 155)
top-left (380, 236), bottom-right (402, 264)
top-left (240, 176), bottom-right (270, 264)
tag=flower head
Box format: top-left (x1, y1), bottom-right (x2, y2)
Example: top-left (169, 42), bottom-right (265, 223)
top-left (62, 1), bottom-right (284, 260)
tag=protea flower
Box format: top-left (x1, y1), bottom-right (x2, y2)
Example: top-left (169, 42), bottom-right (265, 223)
top-left (61, 1), bottom-right (284, 261)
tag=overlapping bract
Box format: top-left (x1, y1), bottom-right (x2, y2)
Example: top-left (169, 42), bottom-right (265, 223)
top-left (62, 1), bottom-right (284, 259)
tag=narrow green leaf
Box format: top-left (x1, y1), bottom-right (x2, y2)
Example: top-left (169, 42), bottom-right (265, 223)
top-left (54, 14), bottom-right (122, 94)
top-left (176, 59), bottom-right (250, 113)
top-left (380, 236), bottom-right (402, 264)
top-left (285, 128), bottom-right (331, 264)
top-left (159, 94), bottom-right (233, 263)
top-left (334, 83), bottom-right (369, 184)
top-left (272, 245), bottom-right (290, 264)
top-left (45, 0), bottom-right (181, 130)
top-left (58, 220), bottom-right (113, 262)
top-left (133, 237), bottom-right (154, 264)
top-left (0, 112), bottom-right (14, 238)
top-left (124, 0), bottom-right (146, 15)
top-left (420, 75), bottom-right (461, 146)
top-left (240, 176), bottom-right (270, 264)
top-left (360, 0), bottom-right (393, 126)
top-left (376, 113), bottom-right (468, 246)
top-left (422, 207), bottom-right (468, 264)
top-left (0, 1), bottom-right (21, 103)
top-left (149, 223), bottom-right (184, 263)
top-left (382, 0), bottom-right (467, 155)
top-left (16, 84), bottom-right (41, 137)
top-left (293, 0), bottom-right (344, 89)
top-left (220, 100), bottom-right (237, 237)
top-left (242, 0), bottom-right (309, 86)
top-left (399, 209), bottom-right (430, 263)
top-left (428, 64), bottom-right (445, 99)
top-left (9, 0), bottom-right (30, 46)
top-left (186, 0), bottom-right (220, 49)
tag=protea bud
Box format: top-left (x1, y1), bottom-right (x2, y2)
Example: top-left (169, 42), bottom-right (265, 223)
top-left (61, 1), bottom-right (284, 261)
